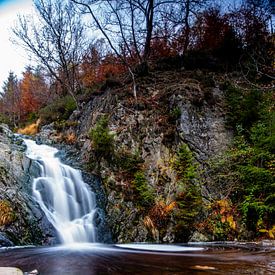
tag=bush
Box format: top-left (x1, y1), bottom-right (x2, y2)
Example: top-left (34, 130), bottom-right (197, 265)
top-left (171, 144), bottom-right (202, 242)
top-left (206, 89), bottom-right (274, 238)
top-left (0, 113), bottom-right (11, 126)
top-left (39, 95), bottom-right (77, 124)
top-left (132, 171), bottom-right (154, 208)
top-left (115, 149), bottom-right (144, 175)
top-left (223, 83), bottom-right (262, 132)
top-left (89, 116), bottom-right (114, 160)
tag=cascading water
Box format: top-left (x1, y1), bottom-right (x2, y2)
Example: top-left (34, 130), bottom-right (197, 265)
top-left (24, 139), bottom-right (97, 244)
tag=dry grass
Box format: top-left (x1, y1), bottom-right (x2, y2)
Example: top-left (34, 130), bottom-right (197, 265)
top-left (0, 200), bottom-right (16, 226)
top-left (65, 132), bottom-right (77, 144)
top-left (17, 119), bottom-right (41, 135)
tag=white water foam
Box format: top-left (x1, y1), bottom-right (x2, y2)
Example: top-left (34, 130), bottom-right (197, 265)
top-left (24, 139), bottom-right (97, 244)
top-left (115, 244), bottom-right (205, 252)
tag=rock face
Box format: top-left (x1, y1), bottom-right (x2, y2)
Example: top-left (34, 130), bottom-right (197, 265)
top-left (62, 70), bottom-right (233, 243)
top-left (176, 89), bottom-right (232, 162)
top-left (0, 124), bottom-right (56, 246)
top-left (27, 71), bottom-right (232, 244)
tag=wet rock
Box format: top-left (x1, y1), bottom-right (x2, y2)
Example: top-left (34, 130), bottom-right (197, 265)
top-left (0, 124), bottom-right (57, 246)
top-left (189, 231), bottom-right (210, 242)
top-left (0, 233), bottom-right (14, 247)
top-left (0, 267), bottom-right (23, 275)
top-left (27, 269), bottom-right (39, 275)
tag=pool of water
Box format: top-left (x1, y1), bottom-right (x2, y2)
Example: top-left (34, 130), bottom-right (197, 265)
top-left (0, 243), bottom-right (274, 274)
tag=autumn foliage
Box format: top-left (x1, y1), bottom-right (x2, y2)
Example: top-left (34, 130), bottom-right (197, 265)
top-left (0, 2), bottom-right (273, 128)
top-left (0, 200), bottom-right (16, 226)
top-left (19, 69), bottom-right (48, 117)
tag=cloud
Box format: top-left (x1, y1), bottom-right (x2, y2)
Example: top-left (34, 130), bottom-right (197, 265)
top-left (0, 0), bottom-right (33, 90)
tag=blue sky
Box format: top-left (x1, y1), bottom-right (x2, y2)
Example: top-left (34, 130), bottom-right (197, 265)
top-left (0, 0), bottom-right (24, 7)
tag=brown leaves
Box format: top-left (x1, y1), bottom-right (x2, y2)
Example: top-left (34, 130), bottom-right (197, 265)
top-left (19, 70), bottom-right (48, 118)
top-left (0, 200), bottom-right (16, 226)
top-left (17, 119), bottom-right (41, 136)
top-left (148, 200), bottom-right (177, 228)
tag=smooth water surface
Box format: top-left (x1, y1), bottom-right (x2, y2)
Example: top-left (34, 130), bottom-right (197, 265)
top-left (24, 139), bottom-right (97, 244)
top-left (0, 244), bottom-right (274, 274)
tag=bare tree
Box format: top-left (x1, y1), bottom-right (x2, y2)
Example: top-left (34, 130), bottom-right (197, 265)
top-left (72, 0), bottom-right (158, 63)
top-left (71, 0), bottom-right (181, 98)
top-left (12, 0), bottom-right (86, 109)
top-left (160, 0), bottom-right (208, 52)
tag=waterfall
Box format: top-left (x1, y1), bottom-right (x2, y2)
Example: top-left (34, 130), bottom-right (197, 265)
top-left (24, 139), bottom-right (97, 244)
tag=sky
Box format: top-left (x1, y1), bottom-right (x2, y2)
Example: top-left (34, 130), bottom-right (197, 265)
top-left (0, 0), bottom-right (33, 91)
top-left (0, 0), bottom-right (273, 92)
top-left (0, 0), bottom-right (242, 93)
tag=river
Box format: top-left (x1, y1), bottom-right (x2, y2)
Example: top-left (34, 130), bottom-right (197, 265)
top-left (0, 243), bottom-right (274, 274)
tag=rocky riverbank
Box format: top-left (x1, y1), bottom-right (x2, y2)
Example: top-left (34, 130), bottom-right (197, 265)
top-left (0, 124), bottom-right (56, 246)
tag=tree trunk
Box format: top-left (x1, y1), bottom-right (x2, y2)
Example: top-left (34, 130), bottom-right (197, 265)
top-left (143, 0), bottom-right (154, 60)
top-left (183, 0), bottom-right (190, 52)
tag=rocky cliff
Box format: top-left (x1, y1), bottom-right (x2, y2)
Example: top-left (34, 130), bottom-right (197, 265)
top-left (57, 70), bottom-right (234, 243)
top-left (2, 68), bottom-right (271, 244)
top-left (0, 124), bottom-right (56, 246)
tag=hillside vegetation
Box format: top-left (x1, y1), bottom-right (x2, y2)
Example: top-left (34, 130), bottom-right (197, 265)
top-left (0, 0), bottom-right (274, 242)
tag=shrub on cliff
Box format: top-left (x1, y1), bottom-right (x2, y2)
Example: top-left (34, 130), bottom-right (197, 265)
top-left (0, 200), bottom-right (16, 226)
top-left (89, 116), bottom-right (114, 161)
top-left (223, 83), bottom-right (262, 133)
top-left (172, 144), bottom-right (202, 242)
top-left (132, 171), bottom-right (154, 208)
top-left (39, 95), bottom-right (76, 124)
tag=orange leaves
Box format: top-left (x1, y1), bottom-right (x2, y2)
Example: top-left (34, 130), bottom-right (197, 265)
top-left (213, 199), bottom-right (237, 230)
top-left (144, 200), bottom-right (176, 240)
top-left (196, 198), bottom-right (239, 240)
top-left (17, 119), bottom-right (41, 136)
top-left (148, 200), bottom-right (177, 228)
top-left (18, 68), bottom-right (49, 120)
top-left (80, 51), bottom-right (126, 88)
top-left (65, 132), bottom-right (77, 144)
top-left (20, 71), bottom-right (38, 114)
top-left (0, 200), bottom-right (16, 226)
